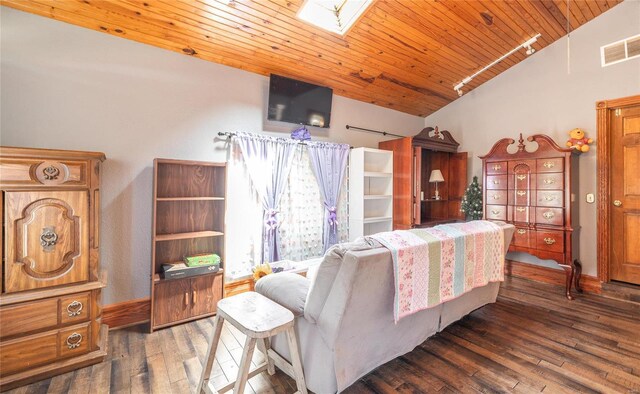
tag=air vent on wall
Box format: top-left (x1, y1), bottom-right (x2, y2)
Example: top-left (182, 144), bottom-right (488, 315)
top-left (601, 33), bottom-right (640, 67)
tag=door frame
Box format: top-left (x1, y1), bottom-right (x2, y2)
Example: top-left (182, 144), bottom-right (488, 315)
top-left (596, 94), bottom-right (640, 282)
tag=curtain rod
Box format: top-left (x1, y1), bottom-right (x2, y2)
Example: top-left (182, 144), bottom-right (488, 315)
top-left (216, 132), bottom-right (355, 148)
top-left (345, 125), bottom-right (404, 138)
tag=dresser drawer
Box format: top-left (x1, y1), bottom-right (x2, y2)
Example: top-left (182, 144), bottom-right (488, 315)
top-left (486, 205), bottom-right (507, 220)
top-left (537, 158), bottom-right (564, 173)
top-left (509, 190), bottom-right (535, 206)
top-left (512, 227), bottom-right (535, 248)
top-left (486, 175), bottom-right (507, 190)
top-left (486, 161), bottom-right (507, 175)
top-left (59, 323), bottom-right (91, 360)
top-left (0, 292), bottom-right (91, 339)
top-left (508, 160), bottom-right (536, 174)
top-left (536, 191), bottom-right (564, 208)
top-left (536, 173), bottom-right (564, 190)
top-left (509, 172), bottom-right (535, 190)
top-left (536, 230), bottom-right (565, 253)
top-left (486, 190), bottom-right (507, 205)
top-left (0, 323), bottom-right (91, 376)
top-left (535, 207), bottom-right (564, 226)
top-left (0, 298), bottom-right (59, 339)
top-left (509, 206), bottom-right (532, 223)
top-left (60, 292), bottom-right (91, 326)
top-left (0, 158), bottom-right (89, 187)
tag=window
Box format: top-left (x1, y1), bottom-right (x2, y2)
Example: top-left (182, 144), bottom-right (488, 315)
top-left (226, 142), bottom-right (348, 280)
top-left (297, 0), bottom-right (373, 35)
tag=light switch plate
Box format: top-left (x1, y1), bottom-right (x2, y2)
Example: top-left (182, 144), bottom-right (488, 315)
top-left (586, 193), bottom-right (595, 203)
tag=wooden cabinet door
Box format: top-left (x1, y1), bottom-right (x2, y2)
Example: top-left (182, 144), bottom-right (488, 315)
top-left (190, 274), bottom-right (223, 318)
top-left (448, 152), bottom-right (467, 220)
top-left (610, 104), bottom-right (640, 285)
top-left (153, 278), bottom-right (192, 327)
top-left (379, 137), bottom-right (413, 230)
top-left (5, 191), bottom-right (89, 292)
top-left (413, 146), bottom-right (422, 226)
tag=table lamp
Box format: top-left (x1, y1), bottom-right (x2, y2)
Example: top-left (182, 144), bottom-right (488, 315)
top-left (429, 169), bottom-right (445, 200)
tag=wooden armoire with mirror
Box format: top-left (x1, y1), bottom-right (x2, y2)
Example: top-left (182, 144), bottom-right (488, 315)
top-left (0, 147), bottom-right (107, 390)
top-left (379, 127), bottom-right (467, 229)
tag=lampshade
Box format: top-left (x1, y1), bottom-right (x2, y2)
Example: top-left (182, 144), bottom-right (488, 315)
top-left (429, 169), bottom-right (444, 183)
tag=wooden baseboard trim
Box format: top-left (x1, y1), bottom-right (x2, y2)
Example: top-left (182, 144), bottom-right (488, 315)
top-left (505, 260), bottom-right (602, 294)
top-left (103, 298), bottom-right (150, 330)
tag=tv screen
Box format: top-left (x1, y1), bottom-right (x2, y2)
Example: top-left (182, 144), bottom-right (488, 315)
top-left (268, 74), bottom-right (333, 128)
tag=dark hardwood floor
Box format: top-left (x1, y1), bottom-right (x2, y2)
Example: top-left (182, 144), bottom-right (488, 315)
top-left (6, 276), bottom-right (640, 394)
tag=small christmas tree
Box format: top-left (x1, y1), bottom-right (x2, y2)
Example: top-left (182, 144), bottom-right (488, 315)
top-left (460, 176), bottom-right (483, 220)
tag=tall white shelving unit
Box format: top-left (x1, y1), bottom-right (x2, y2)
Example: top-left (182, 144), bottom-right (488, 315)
top-left (349, 148), bottom-right (394, 240)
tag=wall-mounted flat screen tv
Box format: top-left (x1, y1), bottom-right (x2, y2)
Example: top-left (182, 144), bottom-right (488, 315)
top-left (267, 74), bottom-right (333, 128)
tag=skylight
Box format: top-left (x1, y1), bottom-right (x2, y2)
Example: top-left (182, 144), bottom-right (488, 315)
top-left (297, 0), bottom-right (373, 35)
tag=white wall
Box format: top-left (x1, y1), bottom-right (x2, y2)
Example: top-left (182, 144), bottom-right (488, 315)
top-left (0, 7), bottom-right (424, 304)
top-left (425, 0), bottom-right (640, 276)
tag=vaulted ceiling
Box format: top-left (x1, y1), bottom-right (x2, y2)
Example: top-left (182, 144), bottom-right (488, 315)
top-left (1, 0), bottom-right (622, 116)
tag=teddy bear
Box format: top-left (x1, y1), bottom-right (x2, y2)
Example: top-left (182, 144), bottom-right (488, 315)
top-left (566, 128), bottom-right (593, 152)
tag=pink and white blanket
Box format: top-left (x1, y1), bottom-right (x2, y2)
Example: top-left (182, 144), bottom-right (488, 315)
top-left (370, 221), bottom-right (504, 322)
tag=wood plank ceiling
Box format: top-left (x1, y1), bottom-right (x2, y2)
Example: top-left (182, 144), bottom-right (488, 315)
top-left (1, 0), bottom-right (622, 117)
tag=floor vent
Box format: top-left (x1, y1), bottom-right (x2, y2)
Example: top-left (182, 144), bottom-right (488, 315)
top-left (601, 33), bottom-right (640, 67)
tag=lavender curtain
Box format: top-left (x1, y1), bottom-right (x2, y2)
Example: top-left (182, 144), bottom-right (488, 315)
top-left (307, 141), bottom-right (350, 251)
top-left (235, 132), bottom-right (297, 263)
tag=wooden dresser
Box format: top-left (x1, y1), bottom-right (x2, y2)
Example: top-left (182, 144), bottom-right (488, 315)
top-left (480, 134), bottom-right (582, 299)
top-left (0, 147), bottom-right (108, 390)
top-left (379, 127), bottom-right (467, 229)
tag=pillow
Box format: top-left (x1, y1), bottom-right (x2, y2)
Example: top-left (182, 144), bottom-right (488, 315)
top-left (255, 272), bottom-right (309, 316)
top-left (304, 237), bottom-right (374, 323)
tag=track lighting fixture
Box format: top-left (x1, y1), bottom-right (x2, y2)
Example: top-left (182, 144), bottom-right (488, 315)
top-left (453, 34), bottom-right (541, 97)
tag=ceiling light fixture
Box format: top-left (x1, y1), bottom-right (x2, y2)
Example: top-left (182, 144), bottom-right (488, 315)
top-left (454, 33), bottom-right (541, 97)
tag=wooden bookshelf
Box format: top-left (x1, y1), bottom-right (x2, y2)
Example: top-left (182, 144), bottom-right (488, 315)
top-left (150, 158), bottom-right (226, 332)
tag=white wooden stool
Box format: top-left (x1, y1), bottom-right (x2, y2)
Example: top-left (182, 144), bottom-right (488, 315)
top-left (197, 291), bottom-right (308, 394)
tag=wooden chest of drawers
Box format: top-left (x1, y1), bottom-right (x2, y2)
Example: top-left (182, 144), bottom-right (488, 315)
top-left (0, 147), bottom-right (108, 391)
top-left (480, 134), bottom-right (581, 299)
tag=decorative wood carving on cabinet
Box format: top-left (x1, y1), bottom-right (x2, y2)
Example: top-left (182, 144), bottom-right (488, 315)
top-left (0, 147), bottom-right (108, 391)
top-left (379, 127), bottom-right (467, 229)
top-left (480, 134), bottom-right (582, 300)
top-left (150, 159), bottom-right (226, 332)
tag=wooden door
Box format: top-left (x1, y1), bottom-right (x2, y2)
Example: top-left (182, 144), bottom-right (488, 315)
top-left (190, 274), bottom-right (223, 318)
top-left (153, 278), bottom-right (192, 327)
top-left (448, 152), bottom-right (468, 220)
top-left (4, 191), bottom-right (89, 292)
top-left (611, 105), bottom-right (640, 285)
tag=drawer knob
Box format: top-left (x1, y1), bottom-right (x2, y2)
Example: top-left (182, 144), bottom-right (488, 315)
top-left (516, 175), bottom-right (526, 181)
top-left (491, 210), bottom-right (500, 215)
top-left (544, 237), bottom-right (556, 245)
top-left (40, 227), bottom-right (58, 249)
top-left (492, 194), bottom-right (501, 200)
top-left (42, 165), bottom-right (61, 180)
top-left (543, 211), bottom-right (555, 220)
top-left (516, 207), bottom-right (526, 212)
top-left (543, 161), bottom-right (555, 169)
top-left (66, 333), bottom-right (83, 349)
top-left (544, 178), bottom-right (556, 185)
top-left (544, 195), bottom-right (556, 201)
top-left (492, 164), bottom-right (501, 171)
top-left (493, 180), bottom-right (500, 185)
top-left (517, 191), bottom-right (526, 196)
top-left (614, 200), bottom-right (622, 207)
top-left (517, 229), bottom-right (526, 235)
top-left (67, 300), bottom-right (83, 317)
